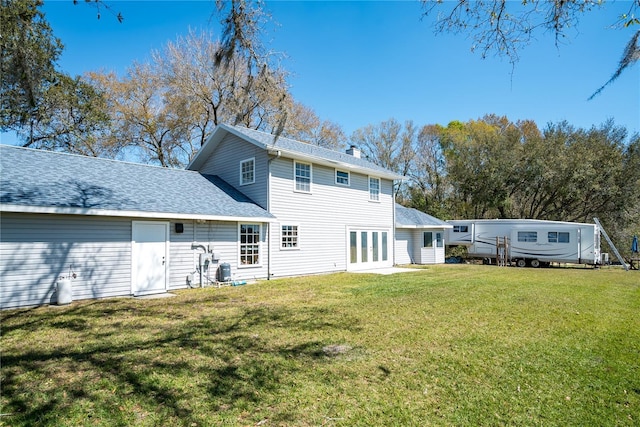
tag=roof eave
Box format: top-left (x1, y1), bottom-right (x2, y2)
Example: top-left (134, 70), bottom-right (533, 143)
top-left (396, 224), bottom-right (454, 229)
top-left (0, 204), bottom-right (276, 223)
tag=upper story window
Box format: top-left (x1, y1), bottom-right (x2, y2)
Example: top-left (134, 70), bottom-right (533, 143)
top-left (369, 177), bottom-right (380, 201)
top-left (336, 170), bottom-right (350, 186)
top-left (240, 158), bottom-right (255, 185)
top-left (548, 231), bottom-right (570, 243)
top-left (518, 231), bottom-right (537, 243)
top-left (295, 161), bottom-right (312, 193)
top-left (453, 225), bottom-right (469, 233)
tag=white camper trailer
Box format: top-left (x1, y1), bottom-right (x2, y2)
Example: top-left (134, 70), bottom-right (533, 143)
top-left (446, 219), bottom-right (601, 267)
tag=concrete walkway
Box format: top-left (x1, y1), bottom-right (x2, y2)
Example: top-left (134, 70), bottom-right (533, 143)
top-left (352, 267), bottom-right (422, 275)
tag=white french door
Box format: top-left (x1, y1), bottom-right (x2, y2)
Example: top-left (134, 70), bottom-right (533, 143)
top-left (348, 228), bottom-right (392, 270)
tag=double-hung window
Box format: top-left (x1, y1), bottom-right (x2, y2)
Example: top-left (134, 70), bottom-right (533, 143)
top-left (240, 158), bottom-right (255, 185)
top-left (239, 223), bottom-right (261, 266)
top-left (369, 177), bottom-right (380, 201)
top-left (295, 161), bottom-right (311, 192)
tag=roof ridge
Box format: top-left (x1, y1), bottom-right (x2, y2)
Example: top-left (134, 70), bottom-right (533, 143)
top-left (227, 124), bottom-right (353, 157)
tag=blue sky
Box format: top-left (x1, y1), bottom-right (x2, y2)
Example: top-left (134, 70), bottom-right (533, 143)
top-left (2, 0), bottom-right (639, 145)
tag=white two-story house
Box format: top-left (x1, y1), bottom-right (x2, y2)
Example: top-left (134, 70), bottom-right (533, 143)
top-left (1, 124), bottom-right (449, 309)
top-left (188, 124), bottom-right (404, 278)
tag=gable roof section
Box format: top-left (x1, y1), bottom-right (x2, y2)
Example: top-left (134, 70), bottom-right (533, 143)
top-left (396, 205), bottom-right (452, 229)
top-left (188, 124), bottom-right (405, 180)
top-left (0, 145), bottom-right (275, 222)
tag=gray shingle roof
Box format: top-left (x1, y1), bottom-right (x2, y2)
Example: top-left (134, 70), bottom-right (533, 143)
top-left (189, 124), bottom-right (405, 180)
top-left (396, 205), bottom-right (452, 228)
top-left (0, 145), bottom-right (274, 221)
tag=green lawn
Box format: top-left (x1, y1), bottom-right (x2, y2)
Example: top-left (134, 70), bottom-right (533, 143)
top-left (1, 265), bottom-right (639, 426)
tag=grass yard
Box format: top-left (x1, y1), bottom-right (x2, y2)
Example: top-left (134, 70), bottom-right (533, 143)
top-left (1, 265), bottom-right (639, 426)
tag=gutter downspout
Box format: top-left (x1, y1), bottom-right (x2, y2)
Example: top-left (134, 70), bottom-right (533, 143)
top-left (392, 183), bottom-right (397, 267)
top-left (267, 150), bottom-right (282, 280)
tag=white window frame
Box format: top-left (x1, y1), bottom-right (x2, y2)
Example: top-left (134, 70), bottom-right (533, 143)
top-left (423, 231), bottom-right (433, 248)
top-left (369, 176), bottom-right (380, 202)
top-left (280, 224), bottom-right (300, 250)
top-left (335, 169), bottom-right (350, 186)
top-left (239, 157), bottom-right (255, 186)
top-left (238, 223), bottom-right (261, 267)
top-left (294, 161), bottom-right (312, 193)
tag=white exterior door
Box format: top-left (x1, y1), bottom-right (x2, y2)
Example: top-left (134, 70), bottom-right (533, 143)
top-left (132, 221), bottom-right (168, 296)
top-left (348, 228), bottom-right (392, 271)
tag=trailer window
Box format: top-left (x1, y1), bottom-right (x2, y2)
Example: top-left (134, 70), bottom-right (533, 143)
top-left (453, 225), bottom-right (468, 233)
top-left (518, 231), bottom-right (537, 242)
top-left (548, 232), bottom-right (570, 243)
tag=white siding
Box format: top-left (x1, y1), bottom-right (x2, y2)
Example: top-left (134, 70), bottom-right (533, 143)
top-left (1, 214), bottom-right (271, 308)
top-left (169, 220), bottom-right (197, 289)
top-left (395, 228), bottom-right (447, 265)
top-left (197, 134), bottom-right (269, 209)
top-left (267, 157), bottom-right (395, 277)
top-left (170, 219), bottom-right (269, 286)
top-left (395, 229), bottom-right (413, 265)
top-left (0, 213), bottom-right (132, 309)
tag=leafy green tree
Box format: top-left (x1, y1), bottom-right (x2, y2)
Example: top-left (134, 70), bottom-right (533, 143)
top-left (1, 0), bottom-right (111, 154)
top-left (440, 115), bottom-right (523, 218)
top-left (1, 0), bottom-right (62, 134)
top-left (27, 74), bottom-right (112, 156)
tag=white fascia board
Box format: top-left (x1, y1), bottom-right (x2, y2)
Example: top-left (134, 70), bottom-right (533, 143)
top-left (0, 204), bottom-right (276, 223)
top-left (396, 224), bottom-right (454, 229)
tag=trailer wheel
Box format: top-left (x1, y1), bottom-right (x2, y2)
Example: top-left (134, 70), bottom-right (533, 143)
top-left (516, 259), bottom-right (527, 268)
top-left (530, 259), bottom-right (541, 268)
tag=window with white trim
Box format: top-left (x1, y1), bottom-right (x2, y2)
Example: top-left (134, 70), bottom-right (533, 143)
top-left (240, 158), bottom-right (255, 185)
top-left (336, 170), bottom-right (350, 186)
top-left (295, 161), bottom-right (311, 192)
top-left (423, 231), bottom-right (433, 248)
top-left (453, 225), bottom-right (468, 233)
top-left (369, 177), bottom-right (380, 201)
top-left (281, 225), bottom-right (299, 249)
top-left (239, 223), bottom-right (261, 266)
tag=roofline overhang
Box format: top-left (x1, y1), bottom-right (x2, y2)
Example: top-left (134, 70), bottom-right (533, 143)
top-left (0, 204), bottom-right (276, 223)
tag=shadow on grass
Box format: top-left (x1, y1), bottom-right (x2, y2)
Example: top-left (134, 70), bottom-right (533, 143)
top-left (1, 297), bottom-right (359, 426)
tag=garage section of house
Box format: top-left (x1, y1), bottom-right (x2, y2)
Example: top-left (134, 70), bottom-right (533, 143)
top-left (0, 145), bottom-right (274, 309)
